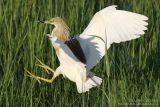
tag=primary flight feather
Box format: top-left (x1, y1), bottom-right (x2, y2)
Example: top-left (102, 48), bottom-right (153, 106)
top-left (78, 5), bottom-right (148, 70)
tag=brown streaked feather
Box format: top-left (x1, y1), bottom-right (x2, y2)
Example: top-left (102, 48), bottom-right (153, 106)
top-left (51, 17), bottom-right (70, 42)
top-left (53, 46), bottom-right (60, 57)
top-left (52, 29), bottom-right (70, 42)
top-left (55, 48), bottom-right (60, 56)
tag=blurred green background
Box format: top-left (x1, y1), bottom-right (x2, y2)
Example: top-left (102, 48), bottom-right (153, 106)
top-left (0, 0), bottom-right (160, 107)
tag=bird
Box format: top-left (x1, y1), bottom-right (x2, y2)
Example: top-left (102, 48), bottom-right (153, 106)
top-left (27, 5), bottom-right (148, 93)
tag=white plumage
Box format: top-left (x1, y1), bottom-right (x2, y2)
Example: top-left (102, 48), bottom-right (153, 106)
top-left (48, 35), bottom-right (102, 93)
top-left (28, 5), bottom-right (148, 93)
top-left (78, 5), bottom-right (148, 70)
top-left (48, 5), bottom-right (148, 93)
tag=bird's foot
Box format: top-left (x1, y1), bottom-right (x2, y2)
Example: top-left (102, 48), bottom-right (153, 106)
top-left (35, 64), bottom-right (53, 74)
top-left (26, 69), bottom-right (54, 84)
top-left (25, 56), bottom-right (55, 83)
top-left (34, 56), bottom-right (55, 74)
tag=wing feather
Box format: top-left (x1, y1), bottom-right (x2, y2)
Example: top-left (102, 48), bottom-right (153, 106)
top-left (77, 5), bottom-right (148, 70)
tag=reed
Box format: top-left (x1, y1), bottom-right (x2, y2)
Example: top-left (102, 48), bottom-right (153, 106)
top-left (0, 0), bottom-right (159, 106)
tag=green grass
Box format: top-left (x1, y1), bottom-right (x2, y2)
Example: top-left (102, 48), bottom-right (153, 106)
top-left (0, 0), bottom-right (160, 107)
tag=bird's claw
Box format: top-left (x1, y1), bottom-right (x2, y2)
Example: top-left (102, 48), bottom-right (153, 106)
top-left (34, 56), bottom-right (55, 73)
top-left (25, 69), bottom-right (42, 84)
top-left (26, 69), bottom-right (55, 84)
top-left (25, 56), bottom-right (55, 83)
top-left (35, 64), bottom-right (51, 74)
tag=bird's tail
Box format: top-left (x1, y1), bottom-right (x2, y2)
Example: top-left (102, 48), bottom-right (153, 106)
top-left (76, 74), bottom-right (102, 93)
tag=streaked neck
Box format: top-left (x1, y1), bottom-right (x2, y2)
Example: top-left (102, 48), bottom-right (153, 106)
top-left (51, 24), bottom-right (70, 42)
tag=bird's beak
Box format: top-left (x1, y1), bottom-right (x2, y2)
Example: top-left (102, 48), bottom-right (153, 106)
top-left (36, 20), bottom-right (51, 24)
top-left (37, 20), bottom-right (45, 23)
top-left (44, 20), bottom-right (51, 24)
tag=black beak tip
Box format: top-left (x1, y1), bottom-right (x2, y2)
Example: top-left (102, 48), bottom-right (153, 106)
top-left (36, 20), bottom-right (45, 23)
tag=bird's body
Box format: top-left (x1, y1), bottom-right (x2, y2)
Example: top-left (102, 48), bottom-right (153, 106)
top-left (48, 36), bottom-right (102, 92)
top-left (28, 5), bottom-right (148, 93)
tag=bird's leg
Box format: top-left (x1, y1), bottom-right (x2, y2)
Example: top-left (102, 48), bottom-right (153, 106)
top-left (26, 70), bottom-right (53, 83)
top-left (35, 63), bottom-right (54, 74)
top-left (26, 67), bottom-right (61, 84)
top-left (34, 56), bottom-right (54, 74)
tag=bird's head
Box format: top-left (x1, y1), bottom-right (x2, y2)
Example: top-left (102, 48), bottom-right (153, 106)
top-left (42, 17), bottom-right (70, 42)
top-left (44, 17), bottom-right (70, 42)
top-left (44, 17), bottom-right (64, 25)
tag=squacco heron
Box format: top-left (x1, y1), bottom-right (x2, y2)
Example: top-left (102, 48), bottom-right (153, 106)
top-left (27, 5), bottom-right (148, 93)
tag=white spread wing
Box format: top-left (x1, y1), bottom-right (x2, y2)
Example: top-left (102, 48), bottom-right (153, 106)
top-left (77, 5), bottom-right (148, 70)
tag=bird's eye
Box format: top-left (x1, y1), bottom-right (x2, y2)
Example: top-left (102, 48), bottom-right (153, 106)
top-left (51, 19), bottom-right (55, 22)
